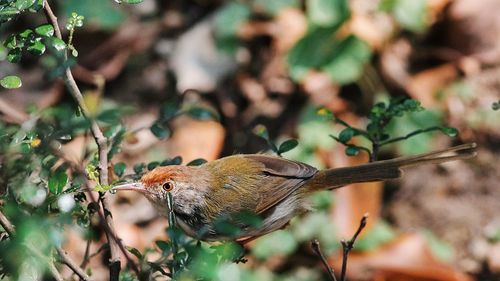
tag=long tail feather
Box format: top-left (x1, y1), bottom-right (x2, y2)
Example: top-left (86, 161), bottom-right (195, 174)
top-left (307, 143), bottom-right (477, 190)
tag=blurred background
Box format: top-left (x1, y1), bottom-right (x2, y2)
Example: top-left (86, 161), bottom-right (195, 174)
top-left (1, 0), bottom-right (500, 280)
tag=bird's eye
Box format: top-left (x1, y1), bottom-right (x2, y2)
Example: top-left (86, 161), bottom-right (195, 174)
top-left (162, 182), bottom-right (174, 192)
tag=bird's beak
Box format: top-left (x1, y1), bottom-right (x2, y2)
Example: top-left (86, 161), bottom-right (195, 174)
top-left (112, 182), bottom-right (146, 193)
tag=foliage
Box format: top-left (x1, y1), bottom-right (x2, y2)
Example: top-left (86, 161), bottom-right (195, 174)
top-left (324, 98), bottom-right (459, 161)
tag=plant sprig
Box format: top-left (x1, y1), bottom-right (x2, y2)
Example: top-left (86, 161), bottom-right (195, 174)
top-left (321, 98), bottom-right (459, 162)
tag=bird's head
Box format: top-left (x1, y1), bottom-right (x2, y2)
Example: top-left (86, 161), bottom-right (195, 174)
top-left (112, 165), bottom-right (210, 216)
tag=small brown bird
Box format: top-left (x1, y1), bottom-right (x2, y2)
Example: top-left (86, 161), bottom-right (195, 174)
top-left (113, 143), bottom-right (476, 243)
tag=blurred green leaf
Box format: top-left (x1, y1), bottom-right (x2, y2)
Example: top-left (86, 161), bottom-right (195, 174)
top-left (355, 220), bottom-right (395, 251)
top-left (439, 127), bottom-right (458, 137)
top-left (252, 230), bottom-right (297, 260)
top-left (345, 145), bottom-right (360, 156)
top-left (0, 75), bottom-right (22, 89)
top-left (62, 0), bottom-right (124, 29)
top-left (150, 123), bottom-right (170, 140)
top-left (15, 0), bottom-right (35, 10)
top-left (307, 0), bottom-right (349, 27)
top-left (278, 139), bottom-right (299, 154)
top-left (392, 0), bottom-right (427, 32)
top-left (338, 127), bottom-right (355, 142)
top-left (147, 161), bottom-right (160, 171)
top-left (254, 0), bottom-right (298, 15)
top-left (321, 35), bottom-right (371, 84)
top-left (214, 3), bottom-right (250, 39)
top-left (493, 101), bottom-right (500, 111)
top-left (121, 0), bottom-right (143, 3)
top-left (7, 48), bottom-right (22, 63)
top-left (126, 246), bottom-right (143, 260)
top-left (113, 162), bottom-right (126, 177)
top-left (287, 27), bottom-right (339, 81)
top-left (34, 24), bottom-right (54, 37)
top-left (48, 170), bottom-right (68, 195)
top-left (47, 37), bottom-right (66, 52)
top-left (186, 106), bottom-right (219, 121)
top-left (27, 40), bottom-right (45, 56)
top-left (155, 240), bottom-right (171, 254)
top-left (423, 230), bottom-right (454, 262)
top-left (187, 158), bottom-right (208, 166)
top-left (0, 7), bottom-right (21, 21)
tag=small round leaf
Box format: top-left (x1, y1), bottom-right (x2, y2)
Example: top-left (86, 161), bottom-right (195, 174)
top-left (338, 127), bottom-right (355, 143)
top-left (150, 123), bottom-right (170, 140)
top-left (345, 146), bottom-right (360, 156)
top-left (113, 162), bottom-right (126, 177)
top-left (187, 158), bottom-right (208, 166)
top-left (0, 75), bottom-right (22, 89)
top-left (278, 139), bottom-right (299, 154)
top-left (35, 24), bottom-right (54, 37)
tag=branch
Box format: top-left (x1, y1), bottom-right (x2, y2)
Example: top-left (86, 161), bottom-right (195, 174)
top-left (340, 213), bottom-right (368, 281)
top-left (42, 1), bottom-right (122, 280)
top-left (56, 247), bottom-right (91, 281)
top-left (379, 126), bottom-right (442, 146)
top-left (0, 208), bottom-right (15, 237)
top-left (311, 240), bottom-right (337, 281)
top-left (311, 214), bottom-right (369, 281)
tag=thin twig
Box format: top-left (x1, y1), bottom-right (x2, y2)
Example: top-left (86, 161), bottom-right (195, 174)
top-left (0, 209), bottom-right (15, 237)
top-left (56, 247), bottom-right (91, 281)
top-left (80, 237), bottom-right (92, 268)
top-left (340, 213), bottom-right (369, 281)
top-left (379, 126), bottom-right (442, 146)
top-left (311, 240), bottom-right (337, 281)
top-left (42, 1), bottom-right (123, 280)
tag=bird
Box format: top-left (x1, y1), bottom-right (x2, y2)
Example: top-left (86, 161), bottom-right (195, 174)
top-left (112, 143), bottom-right (476, 243)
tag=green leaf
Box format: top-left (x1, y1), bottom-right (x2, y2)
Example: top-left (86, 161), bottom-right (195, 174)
top-left (214, 3), bottom-right (251, 39)
top-left (147, 161), bottom-right (160, 171)
top-left (307, 0), bottom-right (349, 27)
top-left (161, 156), bottom-right (182, 166)
top-left (126, 246), bottom-right (143, 260)
top-left (133, 163), bottom-right (145, 174)
top-left (338, 127), bottom-right (355, 142)
top-left (493, 101), bottom-right (500, 111)
top-left (345, 146), bottom-right (360, 156)
top-left (48, 170), bottom-right (68, 195)
top-left (278, 139), bottom-right (299, 154)
top-left (7, 49), bottom-right (22, 63)
top-left (35, 24), bottom-right (54, 37)
top-left (121, 0), bottom-right (143, 3)
top-left (287, 27), bottom-right (339, 81)
top-left (15, 0), bottom-right (36, 10)
top-left (187, 158), bottom-right (207, 166)
top-left (321, 35), bottom-right (372, 84)
top-left (150, 123), bottom-right (170, 140)
top-left (252, 230), bottom-right (297, 260)
top-left (392, 0), bottom-right (427, 32)
top-left (48, 37), bottom-right (67, 52)
top-left (186, 106), bottom-right (219, 121)
top-left (4, 34), bottom-right (19, 49)
top-left (439, 127), bottom-right (458, 137)
top-left (27, 40), bottom-right (46, 56)
top-left (113, 162), bottom-right (126, 177)
top-left (0, 7), bottom-right (21, 20)
top-left (61, 0), bottom-right (124, 29)
top-left (155, 240), bottom-right (171, 254)
top-left (0, 75), bottom-right (22, 89)
top-left (254, 0), bottom-right (298, 15)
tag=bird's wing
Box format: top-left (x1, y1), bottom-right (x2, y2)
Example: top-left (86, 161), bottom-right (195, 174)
top-left (241, 155), bottom-right (318, 214)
